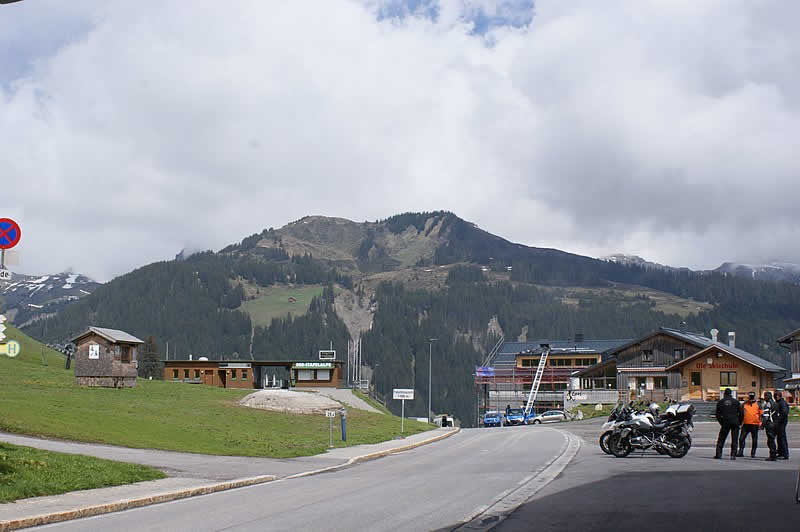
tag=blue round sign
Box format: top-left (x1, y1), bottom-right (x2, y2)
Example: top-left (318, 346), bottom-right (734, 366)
top-left (0, 218), bottom-right (21, 249)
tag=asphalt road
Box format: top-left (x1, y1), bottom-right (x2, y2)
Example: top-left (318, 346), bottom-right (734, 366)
top-left (35, 426), bottom-right (568, 532)
top-left (499, 419), bottom-right (800, 532)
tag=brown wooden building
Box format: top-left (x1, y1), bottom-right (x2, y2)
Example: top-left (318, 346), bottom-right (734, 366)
top-left (163, 359), bottom-right (344, 389)
top-left (667, 343), bottom-right (783, 401)
top-left (778, 327), bottom-right (800, 404)
top-left (72, 327), bottom-right (144, 388)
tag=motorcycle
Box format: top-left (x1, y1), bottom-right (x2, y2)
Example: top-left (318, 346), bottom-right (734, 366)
top-left (608, 403), bottom-right (694, 458)
top-left (599, 402), bottom-right (655, 455)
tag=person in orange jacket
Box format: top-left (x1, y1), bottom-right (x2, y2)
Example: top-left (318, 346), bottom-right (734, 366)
top-left (737, 391), bottom-right (762, 457)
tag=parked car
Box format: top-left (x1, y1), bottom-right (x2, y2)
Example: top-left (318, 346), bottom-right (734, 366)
top-left (483, 411), bottom-right (502, 427)
top-left (527, 410), bottom-right (567, 424)
top-left (504, 408), bottom-right (526, 426)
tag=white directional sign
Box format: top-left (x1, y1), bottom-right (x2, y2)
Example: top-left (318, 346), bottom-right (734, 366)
top-left (0, 269), bottom-right (10, 281)
top-left (0, 314), bottom-right (6, 342)
top-left (319, 350), bottom-right (336, 360)
top-left (325, 410), bottom-right (337, 418)
top-left (393, 388), bottom-right (414, 400)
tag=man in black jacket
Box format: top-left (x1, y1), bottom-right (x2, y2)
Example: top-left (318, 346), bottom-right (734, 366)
top-left (715, 388), bottom-right (743, 460)
top-left (774, 391), bottom-right (790, 460)
top-left (762, 391), bottom-right (778, 461)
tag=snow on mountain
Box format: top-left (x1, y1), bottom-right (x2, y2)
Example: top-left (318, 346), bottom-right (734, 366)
top-left (600, 254), bottom-right (686, 272)
top-left (0, 271), bottom-right (100, 326)
top-left (715, 262), bottom-right (800, 283)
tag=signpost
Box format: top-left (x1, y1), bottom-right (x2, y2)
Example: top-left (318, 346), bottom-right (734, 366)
top-left (393, 388), bottom-right (414, 433)
top-left (325, 410), bottom-right (336, 448)
top-left (319, 350), bottom-right (336, 360)
top-left (0, 218), bottom-right (21, 282)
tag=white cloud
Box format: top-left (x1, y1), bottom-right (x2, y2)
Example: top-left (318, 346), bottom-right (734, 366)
top-left (1, 0), bottom-right (799, 281)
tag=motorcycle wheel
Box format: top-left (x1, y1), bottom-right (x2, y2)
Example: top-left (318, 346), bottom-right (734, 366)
top-left (610, 434), bottom-right (632, 458)
top-left (666, 436), bottom-right (690, 458)
top-left (599, 431), bottom-right (613, 454)
top-left (656, 447), bottom-right (668, 455)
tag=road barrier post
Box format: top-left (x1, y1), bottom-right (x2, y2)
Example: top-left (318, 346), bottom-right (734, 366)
top-left (401, 399), bottom-right (405, 433)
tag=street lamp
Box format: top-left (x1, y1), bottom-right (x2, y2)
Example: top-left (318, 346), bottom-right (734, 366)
top-left (428, 338), bottom-right (438, 423)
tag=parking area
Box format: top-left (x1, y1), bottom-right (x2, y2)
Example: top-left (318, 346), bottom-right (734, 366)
top-left (498, 418), bottom-right (800, 532)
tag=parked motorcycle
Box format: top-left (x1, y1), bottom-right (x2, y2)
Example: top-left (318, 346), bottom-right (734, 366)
top-left (608, 402), bottom-right (694, 458)
top-left (599, 402), bottom-right (655, 455)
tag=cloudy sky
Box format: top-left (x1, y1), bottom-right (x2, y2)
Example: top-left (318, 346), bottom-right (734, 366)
top-left (1, 0), bottom-right (799, 282)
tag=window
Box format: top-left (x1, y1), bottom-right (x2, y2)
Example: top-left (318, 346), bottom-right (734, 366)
top-left (641, 350), bottom-right (654, 363)
top-left (173, 369), bottom-right (179, 380)
top-left (297, 369), bottom-right (314, 381)
top-left (691, 372), bottom-right (701, 386)
top-left (194, 370), bottom-right (200, 379)
top-left (120, 346), bottom-right (131, 363)
top-left (521, 359), bottom-right (532, 367)
top-left (550, 359), bottom-right (571, 366)
top-left (183, 369), bottom-right (189, 379)
top-left (89, 344), bottom-right (100, 360)
top-left (673, 349), bottom-right (685, 361)
top-left (653, 377), bottom-right (668, 389)
top-left (316, 369), bottom-right (330, 380)
top-left (553, 382), bottom-right (568, 390)
top-left (231, 369), bottom-right (237, 380)
top-left (720, 372), bottom-right (737, 386)
top-left (241, 370), bottom-right (248, 381)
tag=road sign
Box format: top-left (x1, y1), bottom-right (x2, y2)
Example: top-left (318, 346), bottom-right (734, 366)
top-left (319, 350), bottom-right (336, 360)
top-left (0, 314), bottom-right (5, 342)
top-left (0, 218), bottom-right (21, 250)
top-left (0, 269), bottom-right (10, 280)
top-left (325, 410), bottom-right (337, 417)
top-left (393, 388), bottom-right (414, 400)
top-left (0, 340), bottom-right (20, 358)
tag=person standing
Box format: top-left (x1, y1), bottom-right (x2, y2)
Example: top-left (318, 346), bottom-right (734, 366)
top-left (762, 391), bottom-right (778, 461)
top-left (774, 391), bottom-right (790, 460)
top-left (737, 392), bottom-right (762, 457)
top-left (715, 388), bottom-right (744, 460)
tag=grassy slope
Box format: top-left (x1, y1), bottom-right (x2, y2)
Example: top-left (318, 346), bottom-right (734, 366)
top-left (238, 284), bottom-right (325, 327)
top-left (0, 442), bottom-right (165, 503)
top-left (0, 327), bottom-right (431, 458)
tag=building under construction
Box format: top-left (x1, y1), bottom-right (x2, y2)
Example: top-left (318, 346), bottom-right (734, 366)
top-left (475, 336), bottom-right (630, 424)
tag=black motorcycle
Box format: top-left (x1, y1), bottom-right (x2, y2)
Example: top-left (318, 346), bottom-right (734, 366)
top-left (608, 403), bottom-right (694, 459)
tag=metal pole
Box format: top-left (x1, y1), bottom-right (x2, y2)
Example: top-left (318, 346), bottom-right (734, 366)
top-left (329, 415), bottom-right (333, 448)
top-left (428, 341), bottom-right (432, 423)
top-left (401, 399), bottom-right (405, 434)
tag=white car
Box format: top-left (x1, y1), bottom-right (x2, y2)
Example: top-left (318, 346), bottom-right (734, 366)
top-left (527, 410), bottom-right (567, 424)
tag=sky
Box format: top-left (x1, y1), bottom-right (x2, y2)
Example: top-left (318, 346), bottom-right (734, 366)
top-left (1, 0), bottom-right (799, 282)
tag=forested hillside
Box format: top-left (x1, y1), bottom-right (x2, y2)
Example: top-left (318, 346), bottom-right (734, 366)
top-left (20, 212), bottom-right (800, 428)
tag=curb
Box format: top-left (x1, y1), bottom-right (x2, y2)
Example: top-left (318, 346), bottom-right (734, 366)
top-left (0, 428), bottom-right (459, 531)
top-left (0, 475), bottom-right (277, 532)
top-left (286, 427), bottom-right (461, 479)
top-left (455, 428), bottom-right (581, 531)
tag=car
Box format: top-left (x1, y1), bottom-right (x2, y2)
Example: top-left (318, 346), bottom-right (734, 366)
top-left (483, 411), bottom-right (502, 427)
top-left (504, 408), bottom-right (526, 426)
top-left (527, 410), bottom-right (567, 424)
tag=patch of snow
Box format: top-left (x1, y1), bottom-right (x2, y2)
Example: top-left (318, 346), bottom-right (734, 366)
top-left (66, 274), bottom-right (78, 284)
top-left (30, 276), bottom-right (49, 284)
top-left (28, 303), bottom-right (43, 309)
top-left (63, 284), bottom-right (72, 289)
top-left (79, 289), bottom-right (91, 295)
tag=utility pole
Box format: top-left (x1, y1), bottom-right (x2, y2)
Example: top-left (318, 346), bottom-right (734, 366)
top-left (428, 338), bottom-right (438, 423)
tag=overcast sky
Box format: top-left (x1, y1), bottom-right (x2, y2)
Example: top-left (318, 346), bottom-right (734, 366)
top-left (1, 0), bottom-right (799, 282)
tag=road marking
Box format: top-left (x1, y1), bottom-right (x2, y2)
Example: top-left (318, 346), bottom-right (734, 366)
top-left (454, 429), bottom-right (581, 532)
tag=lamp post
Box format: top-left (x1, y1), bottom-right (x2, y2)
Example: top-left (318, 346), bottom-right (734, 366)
top-left (428, 338), bottom-right (438, 423)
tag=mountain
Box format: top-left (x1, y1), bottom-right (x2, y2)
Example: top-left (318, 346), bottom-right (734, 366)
top-left (0, 272), bottom-right (99, 326)
top-left (715, 262), bottom-right (800, 284)
top-left (600, 254), bottom-right (687, 272)
top-left (21, 212), bottom-right (800, 426)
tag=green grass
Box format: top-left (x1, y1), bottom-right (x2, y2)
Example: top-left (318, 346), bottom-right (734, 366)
top-left (0, 442), bottom-right (165, 503)
top-left (568, 404), bottom-right (615, 420)
top-left (0, 327), bottom-right (431, 458)
top-left (238, 284), bottom-right (326, 327)
top-left (352, 389), bottom-right (392, 415)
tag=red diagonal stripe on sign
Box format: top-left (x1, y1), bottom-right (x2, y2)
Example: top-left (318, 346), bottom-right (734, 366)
top-left (0, 225), bottom-right (15, 243)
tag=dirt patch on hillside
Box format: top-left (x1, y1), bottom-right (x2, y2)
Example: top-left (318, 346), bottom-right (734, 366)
top-left (239, 389), bottom-right (342, 415)
top-left (334, 289), bottom-right (374, 338)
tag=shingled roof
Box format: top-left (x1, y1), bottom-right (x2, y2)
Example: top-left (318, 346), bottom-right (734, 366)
top-left (72, 327), bottom-right (144, 345)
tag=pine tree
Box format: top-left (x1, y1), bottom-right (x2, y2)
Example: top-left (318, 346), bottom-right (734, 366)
top-left (138, 336), bottom-right (162, 379)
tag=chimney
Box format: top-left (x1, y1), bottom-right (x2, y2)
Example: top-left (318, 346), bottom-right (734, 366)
top-left (575, 333), bottom-right (584, 343)
top-left (711, 329), bottom-right (719, 343)
top-left (189, 354), bottom-right (193, 361)
top-left (728, 332), bottom-right (735, 349)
